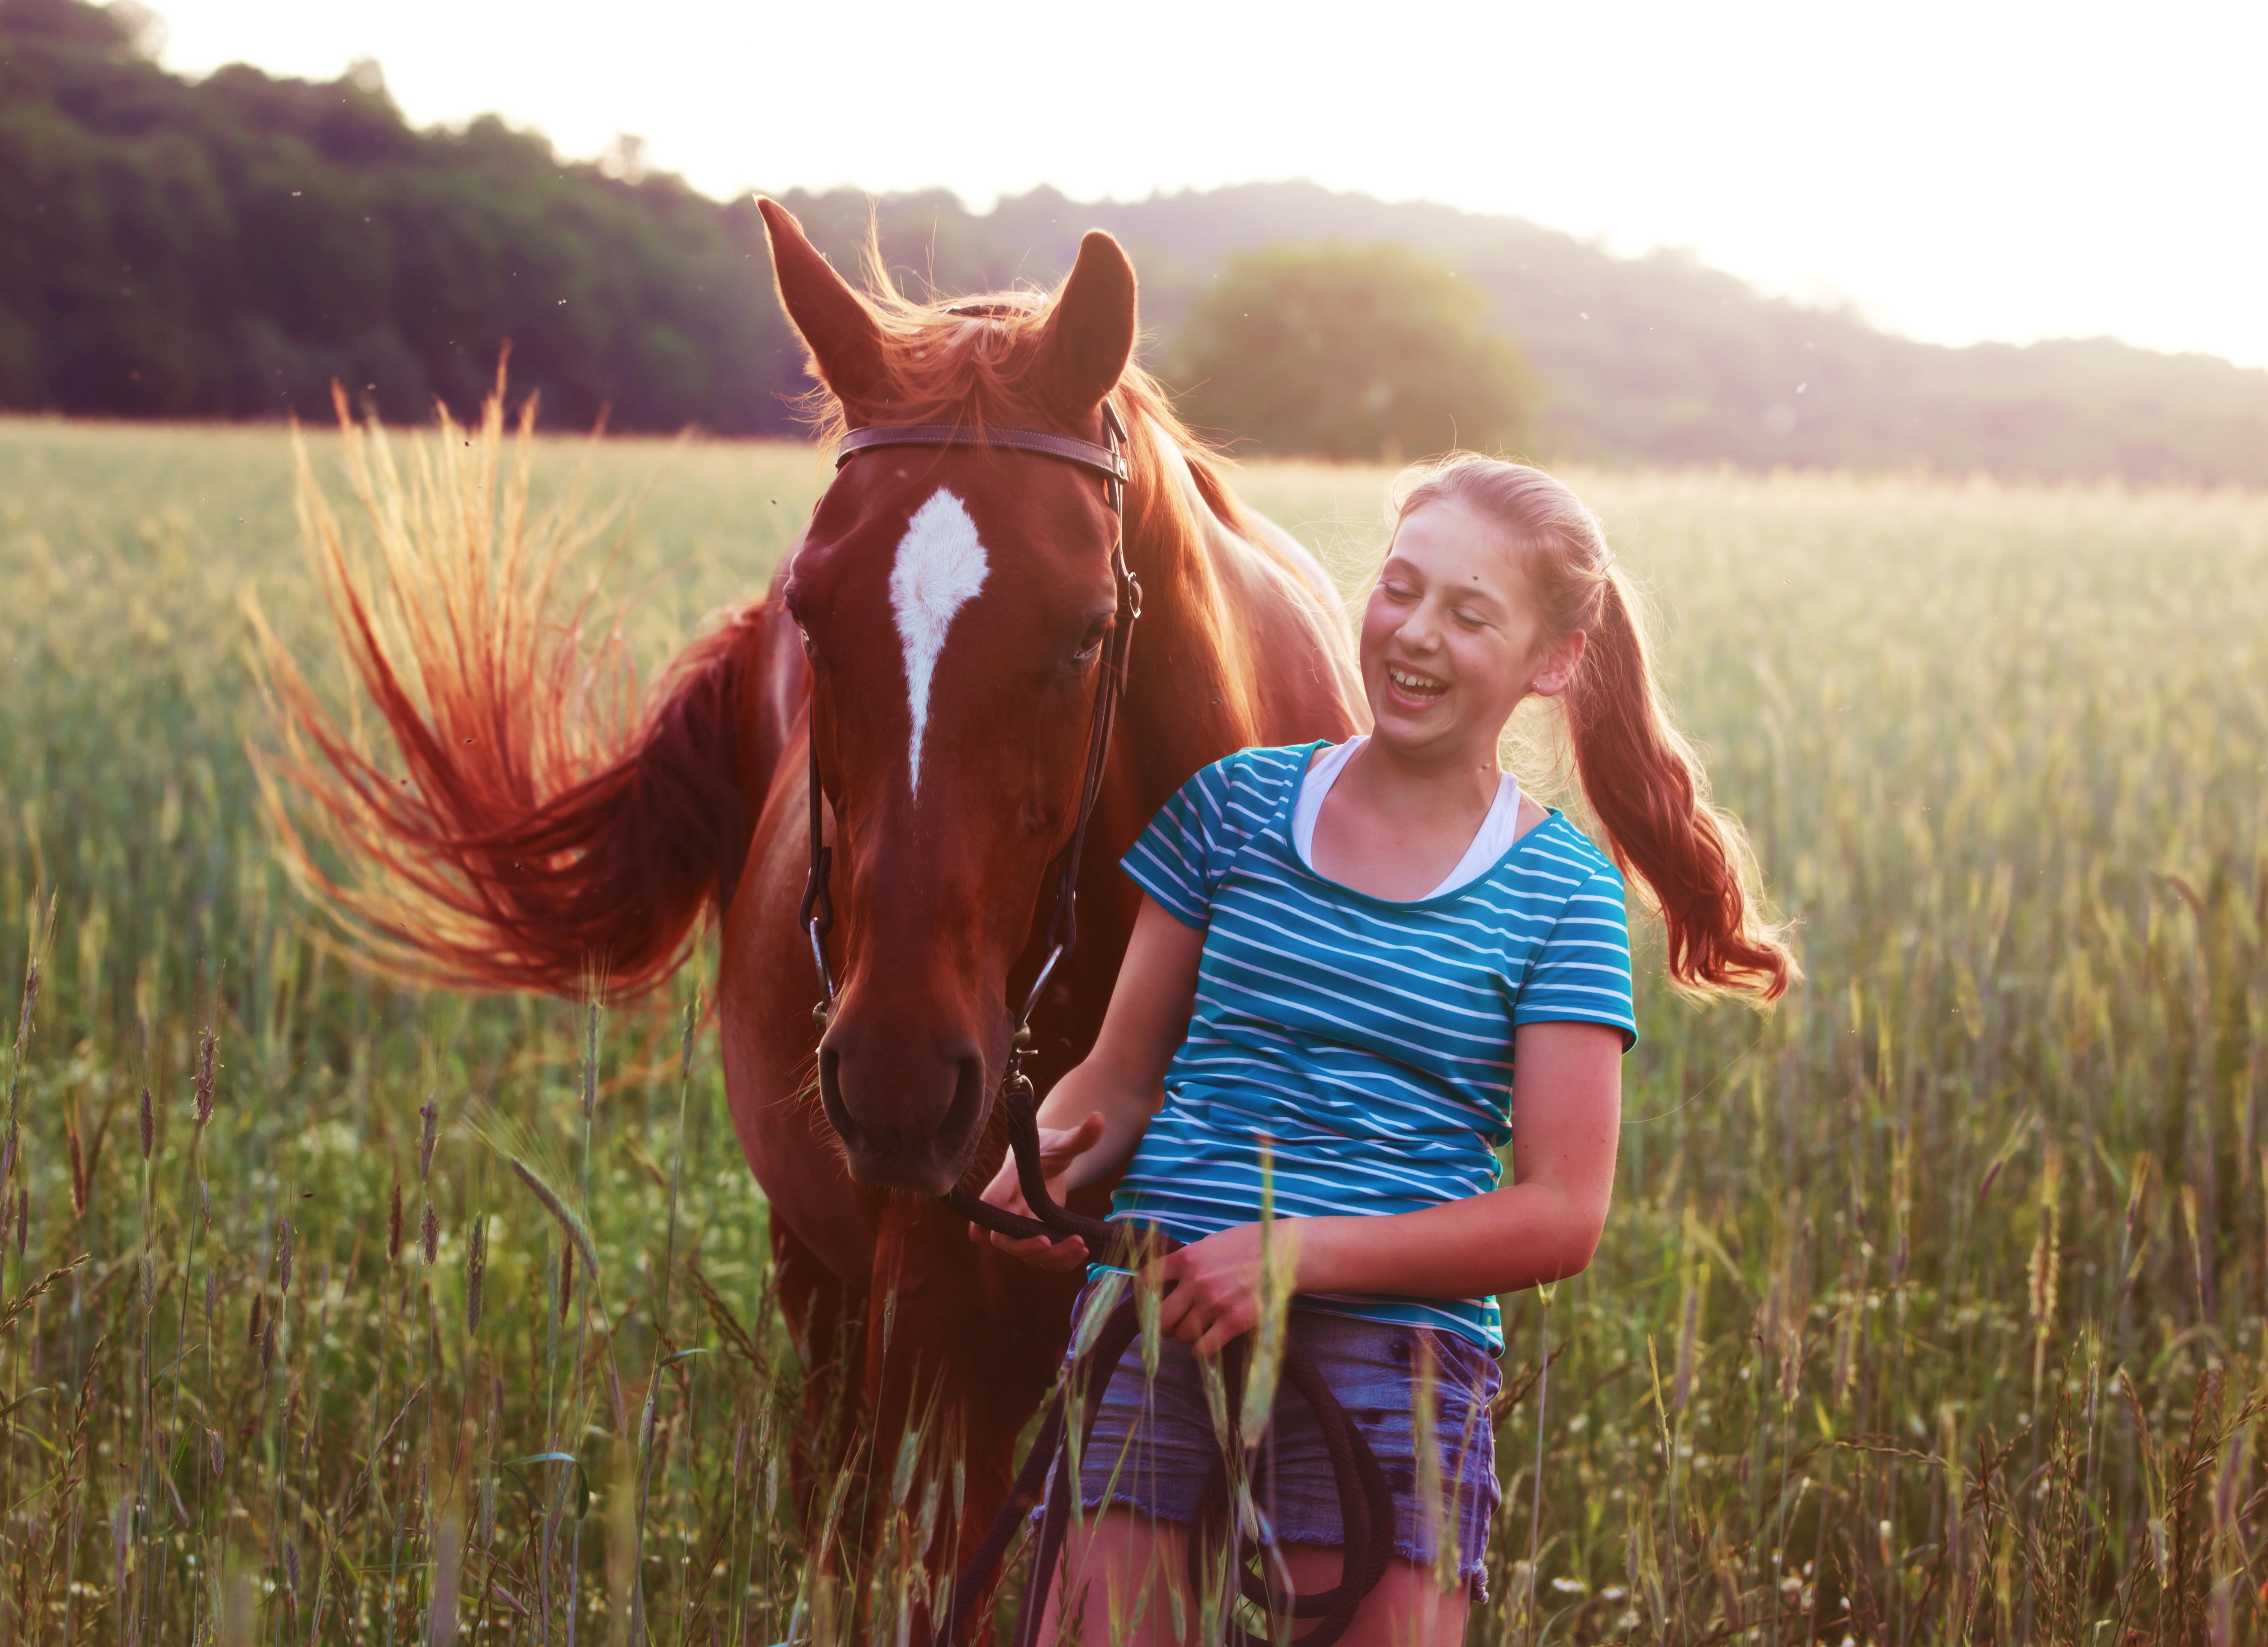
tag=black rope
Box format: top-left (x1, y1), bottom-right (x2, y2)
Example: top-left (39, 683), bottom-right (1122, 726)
top-left (932, 1083), bottom-right (1395, 1647)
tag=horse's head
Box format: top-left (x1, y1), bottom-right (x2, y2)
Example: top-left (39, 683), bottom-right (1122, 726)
top-left (759, 199), bottom-right (1139, 1196)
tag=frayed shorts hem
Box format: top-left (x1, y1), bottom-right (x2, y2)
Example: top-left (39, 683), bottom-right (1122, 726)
top-left (1072, 1488), bottom-right (1494, 1601)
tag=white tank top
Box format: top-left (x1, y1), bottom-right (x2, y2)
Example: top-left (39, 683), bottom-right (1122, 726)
top-left (1289, 736), bottom-right (1523, 899)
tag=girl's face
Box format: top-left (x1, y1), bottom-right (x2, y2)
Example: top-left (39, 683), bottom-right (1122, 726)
top-left (1359, 501), bottom-right (1583, 762)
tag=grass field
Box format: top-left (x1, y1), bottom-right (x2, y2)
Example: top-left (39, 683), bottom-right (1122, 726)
top-left (1, 411), bottom-right (2264, 1645)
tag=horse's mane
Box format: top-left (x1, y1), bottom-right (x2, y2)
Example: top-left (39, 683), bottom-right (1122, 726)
top-left (797, 257), bottom-right (1266, 572)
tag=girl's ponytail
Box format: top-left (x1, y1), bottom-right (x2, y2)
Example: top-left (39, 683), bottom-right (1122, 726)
top-left (1393, 457), bottom-right (1797, 1002)
top-left (1565, 568), bottom-right (1793, 1000)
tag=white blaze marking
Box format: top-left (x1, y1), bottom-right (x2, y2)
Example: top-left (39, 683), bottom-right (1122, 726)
top-left (890, 489), bottom-right (990, 801)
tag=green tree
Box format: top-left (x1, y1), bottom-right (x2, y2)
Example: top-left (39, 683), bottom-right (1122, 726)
top-left (1168, 241), bottom-right (1539, 461)
top-left (0, 0), bottom-right (795, 430)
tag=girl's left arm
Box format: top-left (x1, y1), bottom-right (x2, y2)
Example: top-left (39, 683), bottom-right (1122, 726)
top-left (1155, 1018), bottom-right (1623, 1355)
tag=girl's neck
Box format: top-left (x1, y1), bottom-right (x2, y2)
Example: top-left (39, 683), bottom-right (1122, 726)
top-left (1342, 732), bottom-right (1502, 824)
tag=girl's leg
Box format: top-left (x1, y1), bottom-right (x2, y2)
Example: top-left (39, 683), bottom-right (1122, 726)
top-left (1037, 1530), bottom-right (1469, 1647)
top-left (1269, 1548), bottom-right (1471, 1647)
top-left (1039, 1507), bottom-right (1193, 1647)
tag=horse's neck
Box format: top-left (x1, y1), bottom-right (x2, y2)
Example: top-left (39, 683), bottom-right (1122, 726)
top-left (1160, 440), bottom-right (1342, 613)
top-left (1113, 434), bottom-right (1366, 817)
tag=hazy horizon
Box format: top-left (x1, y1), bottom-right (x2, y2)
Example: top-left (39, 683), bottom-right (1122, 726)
top-left (136, 0), bottom-right (2268, 372)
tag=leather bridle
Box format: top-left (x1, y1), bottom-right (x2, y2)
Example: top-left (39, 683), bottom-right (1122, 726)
top-left (796, 395), bottom-right (1393, 1647)
top-left (800, 397), bottom-right (1140, 1106)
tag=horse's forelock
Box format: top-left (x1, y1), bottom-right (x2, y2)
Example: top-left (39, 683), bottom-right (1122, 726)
top-left (792, 254), bottom-right (1291, 697)
top-left (800, 274), bottom-right (1212, 466)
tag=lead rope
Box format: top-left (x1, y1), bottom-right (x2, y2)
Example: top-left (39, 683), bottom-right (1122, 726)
top-left (799, 401), bottom-right (1395, 1645)
top-left (940, 1083), bottom-right (1395, 1647)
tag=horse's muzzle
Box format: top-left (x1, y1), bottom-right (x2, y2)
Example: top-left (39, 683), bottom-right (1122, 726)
top-left (816, 1027), bottom-right (992, 1197)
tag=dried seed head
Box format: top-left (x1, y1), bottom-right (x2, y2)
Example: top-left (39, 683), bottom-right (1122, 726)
top-left (278, 1219), bottom-right (294, 1296)
top-left (506, 1157), bottom-right (598, 1279)
top-left (388, 1182), bottom-right (402, 1264)
top-left (418, 1097), bottom-right (439, 1182)
top-left (10, 956), bottom-right (38, 1067)
top-left (247, 1291), bottom-right (264, 1348)
top-left (208, 1427), bottom-right (223, 1477)
top-left (283, 1540), bottom-right (300, 1594)
top-left (138, 1086), bottom-right (153, 1161)
top-left (605, 1351), bottom-right (627, 1436)
top-left (1673, 1284), bottom-right (1700, 1412)
top-left (465, 1216), bottom-right (487, 1336)
top-left (2029, 1146), bottom-right (2065, 1329)
top-left (193, 1028), bottom-right (217, 1125)
top-left (2126, 1151), bottom-right (2154, 1252)
top-left (421, 1203), bottom-right (439, 1267)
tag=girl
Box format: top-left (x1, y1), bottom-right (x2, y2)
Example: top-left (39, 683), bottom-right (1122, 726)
top-left (979, 456), bottom-right (1793, 1644)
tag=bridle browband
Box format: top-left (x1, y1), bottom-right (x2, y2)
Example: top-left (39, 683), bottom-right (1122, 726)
top-left (834, 419), bottom-right (1130, 501)
top-left (794, 395), bottom-right (1391, 1647)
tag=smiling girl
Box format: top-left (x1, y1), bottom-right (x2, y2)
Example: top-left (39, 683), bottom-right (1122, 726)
top-left (980, 456), bottom-right (1795, 1644)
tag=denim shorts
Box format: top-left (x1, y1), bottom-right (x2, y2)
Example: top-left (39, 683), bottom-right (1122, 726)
top-left (1056, 1282), bottom-right (1503, 1596)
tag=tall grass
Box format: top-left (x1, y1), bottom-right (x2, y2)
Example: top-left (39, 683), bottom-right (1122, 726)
top-left (1, 414), bottom-right (2263, 1642)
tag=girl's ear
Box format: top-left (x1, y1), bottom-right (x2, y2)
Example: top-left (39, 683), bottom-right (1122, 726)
top-left (1528, 630), bottom-right (1588, 699)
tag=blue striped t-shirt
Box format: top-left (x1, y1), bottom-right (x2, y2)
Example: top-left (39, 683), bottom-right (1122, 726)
top-left (1111, 742), bottom-right (1636, 1351)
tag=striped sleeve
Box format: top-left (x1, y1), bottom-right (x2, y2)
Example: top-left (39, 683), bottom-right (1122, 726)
top-left (1120, 758), bottom-right (1235, 927)
top-left (1513, 865), bottom-right (1638, 1048)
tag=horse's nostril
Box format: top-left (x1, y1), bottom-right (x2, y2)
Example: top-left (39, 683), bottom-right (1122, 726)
top-left (931, 1050), bottom-right (992, 1170)
top-left (816, 1041), bottom-right (857, 1144)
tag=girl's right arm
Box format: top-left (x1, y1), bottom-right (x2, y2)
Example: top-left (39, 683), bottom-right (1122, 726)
top-left (973, 894), bottom-right (1205, 1270)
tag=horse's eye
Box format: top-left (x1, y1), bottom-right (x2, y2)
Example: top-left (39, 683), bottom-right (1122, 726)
top-left (1073, 619), bottom-right (1111, 663)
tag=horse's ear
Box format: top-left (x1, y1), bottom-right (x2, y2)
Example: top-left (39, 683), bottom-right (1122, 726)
top-left (1039, 231), bottom-right (1137, 411)
top-left (758, 197), bottom-right (891, 410)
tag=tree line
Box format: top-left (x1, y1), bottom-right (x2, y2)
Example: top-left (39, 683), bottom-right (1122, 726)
top-left (0, 0), bottom-right (783, 432)
top-left (6, 0), bottom-right (2263, 482)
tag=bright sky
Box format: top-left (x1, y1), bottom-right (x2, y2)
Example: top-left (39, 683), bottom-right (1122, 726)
top-left (153, 0), bottom-right (2268, 367)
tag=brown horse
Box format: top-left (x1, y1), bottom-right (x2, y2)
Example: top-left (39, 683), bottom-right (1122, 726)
top-left (258, 198), bottom-right (1363, 1581)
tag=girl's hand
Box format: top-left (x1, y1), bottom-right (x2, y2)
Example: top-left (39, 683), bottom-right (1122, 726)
top-left (1153, 1221), bottom-right (1302, 1358)
top-left (970, 1112), bottom-right (1105, 1271)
